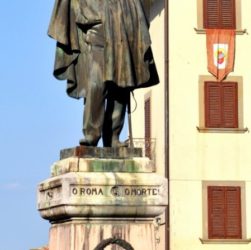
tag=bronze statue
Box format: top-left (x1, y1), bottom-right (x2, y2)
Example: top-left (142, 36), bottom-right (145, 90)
top-left (48, 0), bottom-right (159, 147)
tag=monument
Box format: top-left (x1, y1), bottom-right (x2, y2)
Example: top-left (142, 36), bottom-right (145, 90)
top-left (37, 1), bottom-right (167, 249)
top-left (47, 0), bottom-right (159, 147)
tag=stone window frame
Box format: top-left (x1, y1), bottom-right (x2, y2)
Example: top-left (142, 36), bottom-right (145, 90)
top-left (197, 75), bottom-right (248, 133)
top-left (200, 181), bottom-right (250, 244)
top-left (195, 0), bottom-right (245, 34)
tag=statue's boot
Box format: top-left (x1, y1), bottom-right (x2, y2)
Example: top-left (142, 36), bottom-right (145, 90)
top-left (79, 137), bottom-right (99, 147)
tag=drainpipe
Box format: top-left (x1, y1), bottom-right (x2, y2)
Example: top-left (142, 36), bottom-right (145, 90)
top-left (164, 0), bottom-right (170, 250)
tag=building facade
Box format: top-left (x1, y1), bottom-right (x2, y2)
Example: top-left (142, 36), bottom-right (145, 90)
top-left (132, 0), bottom-right (251, 249)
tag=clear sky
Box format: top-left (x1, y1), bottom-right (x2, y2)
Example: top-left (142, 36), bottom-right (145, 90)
top-left (0, 1), bottom-right (128, 249)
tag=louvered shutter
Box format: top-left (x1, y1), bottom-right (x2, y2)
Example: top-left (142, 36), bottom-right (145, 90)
top-left (222, 83), bottom-right (238, 128)
top-left (203, 0), bottom-right (236, 29)
top-left (225, 187), bottom-right (242, 238)
top-left (144, 98), bottom-right (151, 158)
top-left (221, 0), bottom-right (236, 29)
top-left (208, 186), bottom-right (226, 238)
top-left (208, 186), bottom-right (242, 239)
top-left (204, 0), bottom-right (220, 28)
top-left (205, 82), bottom-right (238, 128)
top-left (205, 82), bottom-right (222, 128)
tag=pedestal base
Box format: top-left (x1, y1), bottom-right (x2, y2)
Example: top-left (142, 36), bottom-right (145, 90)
top-left (37, 147), bottom-right (168, 250)
top-left (38, 171), bottom-right (167, 220)
top-left (49, 219), bottom-right (157, 250)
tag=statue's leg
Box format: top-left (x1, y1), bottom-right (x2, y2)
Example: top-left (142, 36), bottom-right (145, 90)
top-left (80, 24), bottom-right (106, 146)
top-left (102, 85), bottom-right (130, 147)
top-left (80, 71), bottom-right (106, 146)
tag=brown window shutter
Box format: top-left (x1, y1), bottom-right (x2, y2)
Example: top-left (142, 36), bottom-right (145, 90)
top-left (205, 82), bottom-right (222, 128)
top-left (204, 0), bottom-right (220, 28)
top-left (204, 82), bottom-right (238, 128)
top-left (222, 83), bottom-right (238, 128)
top-left (221, 0), bottom-right (236, 29)
top-left (208, 186), bottom-right (242, 239)
top-left (225, 187), bottom-right (242, 238)
top-left (144, 98), bottom-right (151, 158)
top-left (203, 0), bottom-right (236, 29)
top-left (208, 186), bottom-right (226, 238)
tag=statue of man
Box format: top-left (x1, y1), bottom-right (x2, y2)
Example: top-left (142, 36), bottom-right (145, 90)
top-left (48, 0), bottom-right (159, 147)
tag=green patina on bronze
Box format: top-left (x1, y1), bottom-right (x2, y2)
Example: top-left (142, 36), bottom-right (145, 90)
top-left (48, 0), bottom-right (159, 147)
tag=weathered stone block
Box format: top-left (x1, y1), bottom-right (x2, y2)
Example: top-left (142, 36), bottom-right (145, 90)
top-left (37, 151), bottom-right (168, 250)
top-left (38, 172), bottom-right (167, 221)
top-left (51, 157), bottom-right (155, 176)
top-left (60, 146), bottom-right (142, 160)
top-left (48, 220), bottom-right (157, 250)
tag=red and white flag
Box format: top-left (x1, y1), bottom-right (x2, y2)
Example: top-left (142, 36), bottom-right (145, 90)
top-left (206, 29), bottom-right (235, 81)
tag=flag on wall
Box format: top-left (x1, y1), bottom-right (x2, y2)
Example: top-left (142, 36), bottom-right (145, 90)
top-left (206, 29), bottom-right (235, 81)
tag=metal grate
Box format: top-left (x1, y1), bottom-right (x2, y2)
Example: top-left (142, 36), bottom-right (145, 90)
top-left (130, 137), bottom-right (156, 163)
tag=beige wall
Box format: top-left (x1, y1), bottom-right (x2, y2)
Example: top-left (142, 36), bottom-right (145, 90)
top-left (132, 0), bottom-right (251, 249)
top-left (170, 0), bottom-right (251, 249)
top-left (131, 2), bottom-right (166, 249)
top-left (132, 0), bottom-right (166, 176)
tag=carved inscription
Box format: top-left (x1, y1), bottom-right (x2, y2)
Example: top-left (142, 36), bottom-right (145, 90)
top-left (110, 186), bottom-right (159, 197)
top-left (70, 185), bottom-right (160, 197)
top-left (72, 187), bottom-right (104, 196)
top-left (43, 185), bottom-right (62, 201)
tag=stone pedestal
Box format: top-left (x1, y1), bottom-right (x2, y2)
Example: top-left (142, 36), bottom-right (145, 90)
top-left (49, 219), bottom-right (156, 250)
top-left (37, 146), bottom-right (167, 250)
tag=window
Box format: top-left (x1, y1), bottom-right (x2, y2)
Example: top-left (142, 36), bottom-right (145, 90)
top-left (203, 0), bottom-right (236, 29)
top-left (208, 186), bottom-right (241, 239)
top-left (197, 0), bottom-right (242, 32)
top-left (197, 75), bottom-right (246, 132)
top-left (144, 97), bottom-right (151, 158)
top-left (205, 81), bottom-right (238, 128)
top-left (201, 181), bottom-right (248, 243)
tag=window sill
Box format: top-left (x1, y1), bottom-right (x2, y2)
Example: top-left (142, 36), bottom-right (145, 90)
top-left (200, 238), bottom-right (251, 244)
top-left (194, 27), bottom-right (247, 35)
top-left (196, 127), bottom-right (248, 133)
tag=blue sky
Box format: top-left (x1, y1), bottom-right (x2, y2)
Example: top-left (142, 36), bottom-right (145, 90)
top-left (0, 1), bottom-right (128, 249)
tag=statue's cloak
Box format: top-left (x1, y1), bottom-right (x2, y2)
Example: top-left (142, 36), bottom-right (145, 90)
top-left (48, 0), bottom-right (159, 99)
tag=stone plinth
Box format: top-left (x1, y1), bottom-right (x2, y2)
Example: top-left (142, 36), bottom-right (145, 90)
top-left (48, 219), bottom-right (156, 250)
top-left (37, 146), bottom-right (168, 250)
top-left (38, 171), bottom-right (167, 220)
top-left (60, 146), bottom-right (143, 160)
top-left (50, 157), bottom-right (155, 176)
